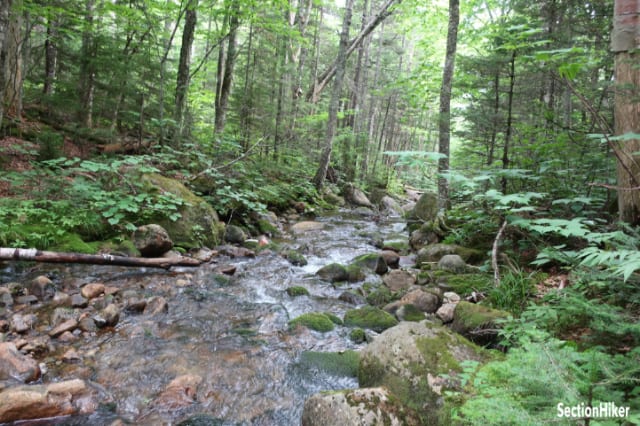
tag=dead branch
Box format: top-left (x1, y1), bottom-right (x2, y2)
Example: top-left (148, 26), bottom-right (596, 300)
top-left (492, 219), bottom-right (508, 286)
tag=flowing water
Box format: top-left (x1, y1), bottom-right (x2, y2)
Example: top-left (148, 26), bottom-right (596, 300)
top-left (1, 210), bottom-right (409, 425)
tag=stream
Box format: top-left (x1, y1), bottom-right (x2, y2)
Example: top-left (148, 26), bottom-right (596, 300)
top-left (0, 210), bottom-right (409, 425)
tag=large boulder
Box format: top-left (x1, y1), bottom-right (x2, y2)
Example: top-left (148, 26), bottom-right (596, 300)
top-left (415, 243), bottom-right (483, 267)
top-left (351, 253), bottom-right (388, 275)
top-left (382, 269), bottom-right (416, 292)
top-left (359, 321), bottom-right (491, 425)
top-left (344, 306), bottom-right (398, 332)
top-left (133, 224), bottom-right (173, 256)
top-left (407, 192), bottom-right (438, 223)
top-left (301, 387), bottom-right (422, 426)
top-left (141, 174), bottom-right (224, 249)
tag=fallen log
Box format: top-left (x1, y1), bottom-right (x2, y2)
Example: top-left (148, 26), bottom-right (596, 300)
top-left (0, 248), bottom-right (201, 269)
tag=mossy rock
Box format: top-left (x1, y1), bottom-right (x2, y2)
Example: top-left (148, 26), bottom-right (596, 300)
top-left (350, 253), bottom-right (388, 275)
top-left (358, 321), bottom-right (492, 424)
top-left (345, 264), bottom-right (365, 282)
top-left (323, 312), bottom-right (343, 325)
top-left (365, 286), bottom-right (397, 307)
top-left (349, 328), bottom-right (367, 343)
top-left (141, 173), bottom-right (225, 249)
top-left (344, 306), bottom-right (398, 333)
top-left (54, 233), bottom-right (101, 254)
top-left (397, 304), bottom-right (426, 322)
top-left (416, 243), bottom-right (484, 266)
top-left (298, 350), bottom-right (359, 377)
top-left (284, 250), bottom-right (308, 266)
top-left (289, 312), bottom-right (335, 332)
top-left (316, 263), bottom-right (348, 283)
top-left (451, 301), bottom-right (510, 346)
top-left (382, 240), bottom-right (410, 255)
top-left (439, 273), bottom-right (494, 296)
top-left (286, 286), bottom-right (309, 297)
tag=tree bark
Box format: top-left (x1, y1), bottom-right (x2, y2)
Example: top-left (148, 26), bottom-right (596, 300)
top-left (437, 0), bottom-right (460, 210)
top-left (4, 0), bottom-right (23, 120)
top-left (78, 0), bottom-right (96, 129)
top-left (0, 248), bottom-right (201, 269)
top-left (173, 0), bottom-right (198, 145)
top-left (0, 0), bottom-right (9, 128)
top-left (306, 0), bottom-right (400, 103)
top-left (612, 0), bottom-right (640, 224)
top-left (214, 0), bottom-right (239, 134)
top-left (313, 0), bottom-right (354, 189)
top-left (43, 15), bottom-right (58, 96)
top-left (501, 49), bottom-right (516, 194)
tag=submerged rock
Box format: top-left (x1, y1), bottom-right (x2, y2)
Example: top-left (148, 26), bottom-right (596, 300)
top-left (291, 221), bottom-right (324, 234)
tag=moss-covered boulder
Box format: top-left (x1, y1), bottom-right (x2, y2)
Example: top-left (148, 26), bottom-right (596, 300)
top-left (316, 263), bottom-right (348, 283)
top-left (289, 312), bottom-right (335, 332)
top-left (141, 174), bottom-right (224, 249)
top-left (408, 192), bottom-right (438, 223)
top-left (224, 225), bottom-right (246, 244)
top-left (382, 269), bottom-right (416, 292)
top-left (438, 273), bottom-right (494, 296)
top-left (358, 321), bottom-right (491, 425)
top-left (298, 350), bottom-right (359, 377)
top-left (284, 250), bottom-right (308, 267)
top-left (344, 306), bottom-right (398, 332)
top-left (416, 243), bottom-right (484, 267)
top-left (451, 301), bottom-right (510, 346)
top-left (350, 253), bottom-right (388, 275)
top-left (301, 387), bottom-right (422, 426)
top-left (438, 254), bottom-right (468, 274)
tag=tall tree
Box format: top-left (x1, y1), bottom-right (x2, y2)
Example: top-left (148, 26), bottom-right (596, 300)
top-left (313, 0), bottom-right (355, 189)
top-left (4, 0), bottom-right (24, 120)
top-left (78, 0), bottom-right (96, 128)
top-left (0, 0), bottom-right (10, 128)
top-left (612, 0), bottom-right (640, 224)
top-left (173, 0), bottom-right (198, 145)
top-left (437, 0), bottom-right (460, 210)
top-left (214, 0), bottom-right (239, 134)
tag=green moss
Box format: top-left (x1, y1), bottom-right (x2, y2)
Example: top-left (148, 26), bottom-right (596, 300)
top-left (344, 306), bottom-right (398, 332)
top-left (316, 263), bottom-right (348, 282)
top-left (365, 286), bottom-right (397, 307)
top-left (345, 264), bottom-right (365, 282)
top-left (349, 327), bottom-right (367, 343)
top-left (351, 253), bottom-right (387, 274)
top-left (257, 219), bottom-right (279, 236)
top-left (453, 301), bottom-right (509, 330)
top-left (383, 240), bottom-right (410, 254)
top-left (441, 273), bottom-right (494, 295)
top-left (53, 233), bottom-right (100, 254)
top-left (285, 250), bottom-right (308, 266)
top-left (286, 286), bottom-right (309, 297)
top-left (299, 350), bottom-right (359, 377)
top-left (402, 304), bottom-right (426, 322)
top-left (323, 312), bottom-right (343, 325)
top-left (289, 312), bottom-right (335, 332)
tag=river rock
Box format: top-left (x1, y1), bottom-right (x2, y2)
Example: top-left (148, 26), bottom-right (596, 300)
top-left (344, 306), bottom-right (398, 333)
top-left (316, 263), bottom-right (348, 283)
top-left (358, 321), bottom-right (490, 424)
top-left (21, 336), bottom-right (52, 356)
top-left (438, 254), bottom-right (467, 274)
top-left (409, 226), bottom-right (440, 251)
top-left (379, 250), bottom-right (400, 269)
top-left (0, 379), bottom-right (97, 423)
top-left (11, 313), bottom-right (36, 334)
top-left (291, 221), bottom-right (325, 234)
top-left (436, 303), bottom-right (457, 323)
top-left (343, 183), bottom-right (374, 208)
top-left (351, 253), bottom-right (388, 275)
top-left (416, 244), bottom-right (483, 266)
top-left (28, 275), bottom-right (53, 299)
top-left (134, 224), bottom-right (174, 257)
top-left (301, 387), bottom-right (421, 426)
top-left (224, 225), bottom-right (247, 244)
top-left (94, 304), bottom-right (120, 328)
top-left (382, 269), bottom-right (416, 292)
top-left (0, 342), bottom-right (41, 382)
top-left (149, 374), bottom-right (202, 411)
top-left (52, 291), bottom-right (71, 306)
top-left (407, 192), bottom-right (438, 224)
top-left (380, 195), bottom-right (404, 216)
top-left (49, 318), bottom-right (78, 337)
top-left (71, 293), bottom-right (88, 308)
top-left (144, 296), bottom-right (168, 316)
top-left (399, 288), bottom-right (440, 313)
top-left (339, 291), bottom-right (367, 305)
top-left (81, 283), bottom-right (105, 299)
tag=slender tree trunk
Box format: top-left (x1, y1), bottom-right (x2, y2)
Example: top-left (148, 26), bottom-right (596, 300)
top-left (361, 21), bottom-right (384, 180)
top-left (5, 0), bottom-right (23, 120)
top-left (239, 22), bottom-right (254, 150)
top-left (501, 50), bottom-right (516, 194)
top-left (313, 0), bottom-right (354, 189)
top-left (214, 0), bottom-right (239, 134)
top-left (437, 0), bottom-right (460, 210)
top-left (612, 0), bottom-right (640, 224)
top-left (487, 70), bottom-right (500, 166)
top-left (173, 0), bottom-right (198, 145)
top-left (78, 0), bottom-right (96, 129)
top-left (43, 16), bottom-right (58, 96)
top-left (0, 0), bottom-right (8, 128)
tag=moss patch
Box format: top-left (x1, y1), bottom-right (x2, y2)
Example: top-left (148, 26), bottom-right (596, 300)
top-left (286, 286), bottom-right (309, 297)
top-left (284, 250), bottom-right (308, 266)
top-left (349, 328), bottom-right (367, 343)
top-left (289, 312), bottom-right (335, 332)
top-left (452, 301), bottom-right (509, 330)
top-left (344, 306), bottom-right (398, 332)
top-left (440, 273), bottom-right (494, 295)
top-left (299, 350), bottom-right (359, 377)
top-left (351, 253), bottom-right (387, 274)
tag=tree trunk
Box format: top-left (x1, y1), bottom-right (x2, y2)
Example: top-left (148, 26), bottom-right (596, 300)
top-left (612, 0), bottom-right (640, 224)
top-left (306, 0), bottom-right (400, 102)
top-left (0, 0), bottom-right (9, 128)
top-left (4, 0), bottom-right (23, 120)
top-left (437, 0), bottom-right (460, 210)
top-left (0, 248), bottom-right (201, 269)
top-left (43, 16), bottom-right (58, 96)
top-left (214, 0), bottom-right (239, 134)
top-left (501, 49), bottom-right (516, 194)
top-left (173, 0), bottom-right (198, 145)
top-left (313, 0), bottom-right (354, 190)
top-left (78, 0), bottom-right (96, 129)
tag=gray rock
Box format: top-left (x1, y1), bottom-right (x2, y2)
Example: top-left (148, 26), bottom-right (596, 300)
top-left (134, 224), bottom-right (174, 257)
top-left (382, 269), bottom-right (416, 292)
top-left (316, 263), bottom-right (348, 283)
top-left (11, 314), bottom-right (36, 334)
top-left (70, 293), bottom-right (88, 308)
top-left (438, 254), bottom-right (467, 274)
top-left (49, 318), bottom-right (78, 337)
top-left (408, 192), bottom-right (438, 223)
top-left (224, 225), bottom-right (247, 244)
top-left (28, 276), bottom-right (54, 299)
top-left (436, 303), bottom-right (457, 323)
top-left (302, 387), bottom-right (421, 426)
top-left (343, 183), bottom-right (374, 208)
top-left (291, 221), bottom-right (324, 234)
top-left (399, 289), bottom-right (441, 313)
top-left (97, 304), bottom-right (120, 327)
top-left (143, 296), bottom-right (168, 316)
